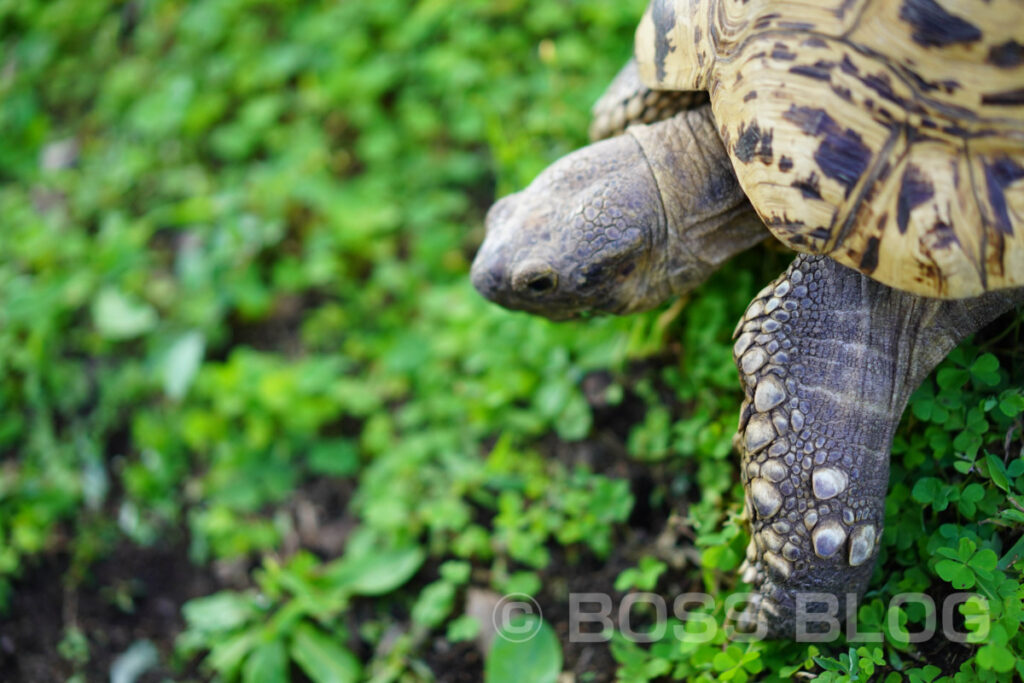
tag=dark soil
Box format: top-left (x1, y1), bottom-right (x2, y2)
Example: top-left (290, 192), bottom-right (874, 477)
top-left (0, 373), bottom-right (687, 682)
top-left (0, 327), bottom-right (694, 683)
top-left (0, 541), bottom-right (216, 682)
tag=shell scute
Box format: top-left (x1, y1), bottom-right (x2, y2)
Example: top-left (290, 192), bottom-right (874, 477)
top-left (636, 0), bottom-right (1024, 297)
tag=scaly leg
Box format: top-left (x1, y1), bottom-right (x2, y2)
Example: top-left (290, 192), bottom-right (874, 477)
top-left (588, 58), bottom-right (708, 142)
top-left (732, 254), bottom-right (1022, 638)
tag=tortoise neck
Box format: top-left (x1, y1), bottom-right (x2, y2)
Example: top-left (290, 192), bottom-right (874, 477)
top-left (628, 106), bottom-right (769, 297)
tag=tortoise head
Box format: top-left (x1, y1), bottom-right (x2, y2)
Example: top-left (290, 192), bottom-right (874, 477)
top-left (472, 107), bottom-right (766, 320)
top-left (471, 133), bottom-right (668, 319)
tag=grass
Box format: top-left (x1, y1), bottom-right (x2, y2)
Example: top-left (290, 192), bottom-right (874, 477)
top-left (0, 1), bottom-right (1022, 681)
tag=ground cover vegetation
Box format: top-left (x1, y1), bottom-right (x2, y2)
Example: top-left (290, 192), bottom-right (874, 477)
top-left (0, 1), bottom-right (1022, 681)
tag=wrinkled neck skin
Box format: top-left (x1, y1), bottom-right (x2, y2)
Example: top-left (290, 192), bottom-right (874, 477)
top-left (628, 107), bottom-right (768, 305)
top-left (471, 105), bottom-right (768, 320)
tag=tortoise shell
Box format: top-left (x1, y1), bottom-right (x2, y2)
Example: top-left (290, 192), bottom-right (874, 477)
top-left (635, 0), bottom-right (1024, 298)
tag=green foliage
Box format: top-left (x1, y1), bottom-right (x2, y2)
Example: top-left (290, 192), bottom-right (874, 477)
top-left (811, 646), bottom-right (886, 682)
top-left (2, 0), bottom-right (1022, 680)
top-left (491, 462), bottom-right (634, 568)
top-left (1, 0), bottom-right (655, 677)
top-left (179, 538), bottom-right (424, 680)
top-left (616, 556), bottom-right (668, 592)
top-left (933, 537), bottom-right (998, 590)
top-left (485, 615), bottom-right (563, 683)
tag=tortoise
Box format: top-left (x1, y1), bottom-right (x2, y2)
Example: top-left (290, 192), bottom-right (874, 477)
top-left (471, 0), bottom-right (1024, 638)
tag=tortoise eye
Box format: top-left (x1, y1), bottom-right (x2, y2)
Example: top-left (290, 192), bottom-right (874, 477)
top-left (584, 263), bottom-right (604, 277)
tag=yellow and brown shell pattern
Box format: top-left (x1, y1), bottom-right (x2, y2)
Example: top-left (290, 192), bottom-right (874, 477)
top-left (636, 0), bottom-right (1024, 298)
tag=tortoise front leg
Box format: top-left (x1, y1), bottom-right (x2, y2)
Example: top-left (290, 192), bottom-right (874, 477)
top-left (588, 58), bottom-right (709, 142)
top-left (732, 254), bottom-right (1022, 639)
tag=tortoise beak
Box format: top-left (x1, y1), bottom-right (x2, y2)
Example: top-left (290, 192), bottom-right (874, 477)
top-left (472, 194), bottom-right (560, 308)
top-left (469, 248), bottom-right (506, 303)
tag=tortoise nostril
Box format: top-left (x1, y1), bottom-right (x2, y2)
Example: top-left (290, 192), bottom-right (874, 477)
top-left (527, 274), bottom-right (555, 293)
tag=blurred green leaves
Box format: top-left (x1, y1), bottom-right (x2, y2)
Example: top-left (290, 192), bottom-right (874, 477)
top-left (2, 0), bottom-right (1022, 681)
top-left (0, 0), bottom-right (653, 677)
top-left (485, 615), bottom-right (562, 683)
top-left (180, 539), bottom-right (425, 681)
top-left (92, 287), bottom-right (158, 340)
